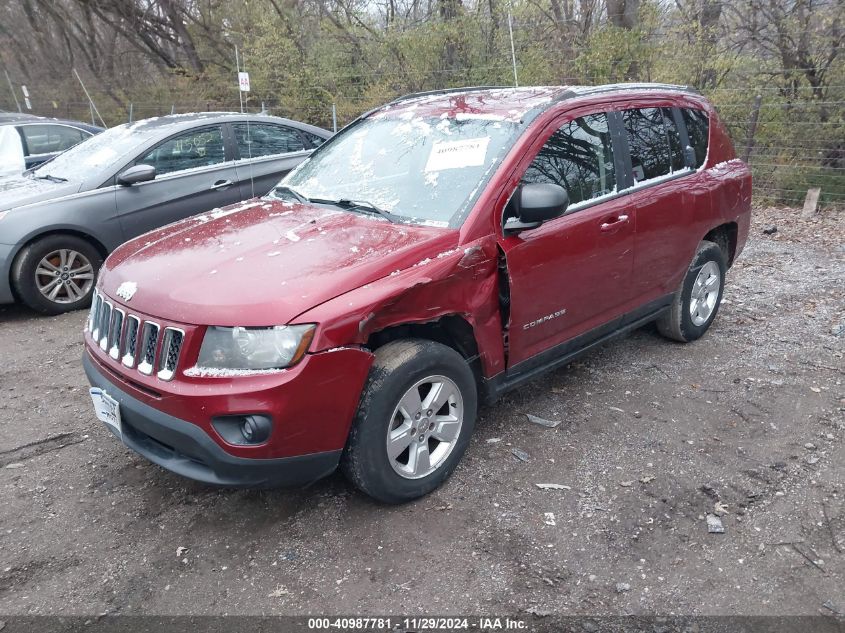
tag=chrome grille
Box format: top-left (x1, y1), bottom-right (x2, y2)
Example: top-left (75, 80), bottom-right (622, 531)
top-left (88, 291), bottom-right (184, 380)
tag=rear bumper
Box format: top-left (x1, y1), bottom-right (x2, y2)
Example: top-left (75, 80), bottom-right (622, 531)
top-left (84, 353), bottom-right (341, 487)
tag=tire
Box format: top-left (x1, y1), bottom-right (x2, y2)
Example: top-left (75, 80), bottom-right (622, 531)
top-left (657, 240), bottom-right (726, 343)
top-left (341, 339), bottom-right (478, 504)
top-left (11, 235), bottom-right (103, 315)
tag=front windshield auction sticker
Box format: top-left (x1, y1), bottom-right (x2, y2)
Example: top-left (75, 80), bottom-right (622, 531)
top-left (425, 137), bottom-right (490, 172)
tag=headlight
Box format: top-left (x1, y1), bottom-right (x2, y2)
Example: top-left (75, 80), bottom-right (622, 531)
top-left (196, 324), bottom-right (316, 370)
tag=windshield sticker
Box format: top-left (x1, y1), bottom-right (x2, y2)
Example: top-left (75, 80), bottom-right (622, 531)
top-left (424, 137), bottom-right (490, 172)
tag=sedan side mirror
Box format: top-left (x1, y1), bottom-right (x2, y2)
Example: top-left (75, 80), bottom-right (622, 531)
top-left (117, 164), bottom-right (156, 186)
top-left (504, 183), bottom-right (569, 233)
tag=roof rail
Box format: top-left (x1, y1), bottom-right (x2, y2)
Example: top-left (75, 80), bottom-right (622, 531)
top-left (388, 86), bottom-right (513, 105)
top-left (560, 82), bottom-right (701, 100)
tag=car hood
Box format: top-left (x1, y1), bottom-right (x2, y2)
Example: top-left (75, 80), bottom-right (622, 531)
top-left (0, 175), bottom-right (81, 211)
top-left (101, 198), bottom-right (457, 326)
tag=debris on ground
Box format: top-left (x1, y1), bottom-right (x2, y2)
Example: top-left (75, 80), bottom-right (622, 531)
top-left (639, 475), bottom-right (655, 484)
top-left (524, 606), bottom-right (552, 617)
top-left (525, 414), bottom-right (561, 428)
top-left (706, 514), bottom-right (725, 534)
top-left (619, 480), bottom-right (634, 487)
top-left (762, 225), bottom-right (778, 235)
top-left (714, 501), bottom-right (730, 516)
top-left (486, 437), bottom-right (502, 444)
top-left (510, 448), bottom-right (530, 462)
top-left (535, 483), bottom-right (571, 490)
top-left (176, 546), bottom-right (188, 558)
top-left (267, 585), bottom-right (290, 598)
top-left (615, 582), bottom-right (631, 593)
top-left (543, 512), bottom-right (556, 526)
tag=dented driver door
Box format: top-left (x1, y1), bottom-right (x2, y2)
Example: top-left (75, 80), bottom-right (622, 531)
top-left (499, 111), bottom-right (635, 368)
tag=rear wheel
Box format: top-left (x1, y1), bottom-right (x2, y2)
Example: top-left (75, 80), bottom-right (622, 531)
top-left (657, 240), bottom-right (726, 343)
top-left (11, 235), bottom-right (102, 314)
top-left (341, 339), bottom-right (477, 504)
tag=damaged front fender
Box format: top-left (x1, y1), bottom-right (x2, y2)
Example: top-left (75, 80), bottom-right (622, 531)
top-left (293, 236), bottom-right (506, 378)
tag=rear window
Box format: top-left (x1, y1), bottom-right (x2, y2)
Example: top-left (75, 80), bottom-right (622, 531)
top-left (233, 123), bottom-right (306, 158)
top-left (681, 108), bottom-right (709, 168)
top-left (20, 124), bottom-right (88, 156)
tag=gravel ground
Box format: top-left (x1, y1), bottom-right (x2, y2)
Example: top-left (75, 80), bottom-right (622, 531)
top-left (0, 206), bottom-right (843, 618)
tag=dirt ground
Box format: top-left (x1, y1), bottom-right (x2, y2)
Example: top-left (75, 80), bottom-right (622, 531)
top-left (0, 206), bottom-right (843, 618)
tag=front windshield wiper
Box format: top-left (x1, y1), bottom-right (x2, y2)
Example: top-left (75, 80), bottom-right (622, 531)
top-left (33, 174), bottom-right (68, 183)
top-left (312, 197), bottom-right (400, 224)
top-left (271, 185), bottom-right (309, 204)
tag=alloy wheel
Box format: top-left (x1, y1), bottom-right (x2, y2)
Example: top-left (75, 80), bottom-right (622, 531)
top-left (690, 260), bottom-right (720, 326)
top-left (35, 249), bottom-right (95, 304)
top-left (386, 375), bottom-right (464, 480)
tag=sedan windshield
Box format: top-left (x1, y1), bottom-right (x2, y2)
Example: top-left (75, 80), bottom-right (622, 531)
top-left (30, 123), bottom-right (151, 182)
top-left (281, 113), bottom-right (520, 227)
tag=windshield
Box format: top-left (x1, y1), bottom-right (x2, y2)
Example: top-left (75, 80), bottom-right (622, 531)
top-left (281, 113), bottom-right (520, 227)
top-left (30, 123), bottom-right (151, 182)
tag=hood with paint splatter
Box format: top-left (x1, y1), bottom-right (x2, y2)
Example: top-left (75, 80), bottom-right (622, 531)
top-left (98, 198), bottom-right (456, 326)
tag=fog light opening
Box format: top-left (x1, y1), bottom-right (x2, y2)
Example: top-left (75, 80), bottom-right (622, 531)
top-left (240, 415), bottom-right (271, 444)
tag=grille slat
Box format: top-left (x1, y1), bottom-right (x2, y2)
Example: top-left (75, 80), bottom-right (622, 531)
top-left (98, 302), bottom-right (112, 351)
top-left (122, 316), bottom-right (140, 367)
top-left (108, 310), bottom-right (124, 360)
top-left (157, 328), bottom-right (184, 381)
top-left (137, 322), bottom-right (160, 375)
top-left (88, 294), bottom-right (184, 381)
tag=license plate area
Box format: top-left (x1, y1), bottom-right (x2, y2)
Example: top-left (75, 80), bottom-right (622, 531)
top-left (89, 387), bottom-right (122, 436)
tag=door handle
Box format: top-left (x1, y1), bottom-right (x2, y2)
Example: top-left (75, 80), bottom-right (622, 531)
top-left (600, 214), bottom-right (629, 231)
top-left (210, 179), bottom-right (233, 190)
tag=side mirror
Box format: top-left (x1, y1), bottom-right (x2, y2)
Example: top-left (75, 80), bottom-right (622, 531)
top-left (504, 183), bottom-right (569, 233)
top-left (117, 164), bottom-right (156, 186)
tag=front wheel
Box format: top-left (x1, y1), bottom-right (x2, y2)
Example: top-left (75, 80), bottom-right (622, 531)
top-left (11, 235), bottom-right (103, 314)
top-left (657, 240), bottom-right (726, 343)
top-left (341, 339), bottom-right (477, 504)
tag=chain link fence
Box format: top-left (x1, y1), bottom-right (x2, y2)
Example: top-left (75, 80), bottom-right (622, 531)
top-left (3, 90), bottom-right (843, 208)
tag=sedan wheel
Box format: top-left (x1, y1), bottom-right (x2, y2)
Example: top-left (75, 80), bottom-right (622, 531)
top-left (35, 249), bottom-right (95, 304)
top-left (11, 234), bottom-right (103, 314)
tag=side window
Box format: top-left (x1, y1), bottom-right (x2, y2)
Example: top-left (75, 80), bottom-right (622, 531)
top-left (20, 125), bottom-right (88, 156)
top-left (233, 123), bottom-right (305, 158)
top-left (301, 131), bottom-right (327, 148)
top-left (521, 112), bottom-right (616, 207)
top-left (681, 108), bottom-right (710, 168)
top-left (622, 108), bottom-right (671, 184)
top-left (663, 108), bottom-right (685, 172)
top-left (137, 126), bottom-right (226, 176)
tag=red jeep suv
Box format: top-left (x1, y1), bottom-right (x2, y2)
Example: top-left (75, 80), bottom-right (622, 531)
top-left (83, 84), bottom-right (751, 503)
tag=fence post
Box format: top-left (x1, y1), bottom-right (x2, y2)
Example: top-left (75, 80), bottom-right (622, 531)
top-left (743, 94), bottom-right (762, 163)
top-left (332, 103), bottom-right (337, 133)
top-left (128, 103), bottom-right (133, 124)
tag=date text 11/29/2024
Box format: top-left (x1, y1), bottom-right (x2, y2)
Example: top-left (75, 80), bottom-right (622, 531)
top-left (307, 617), bottom-right (528, 630)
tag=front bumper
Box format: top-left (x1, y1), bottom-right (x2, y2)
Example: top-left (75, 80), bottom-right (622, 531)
top-left (84, 353), bottom-right (342, 487)
top-left (0, 243), bottom-right (16, 304)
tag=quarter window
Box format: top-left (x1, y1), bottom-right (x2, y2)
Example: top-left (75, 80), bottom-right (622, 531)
top-left (233, 123), bottom-right (305, 158)
top-left (301, 130), bottom-right (327, 148)
top-left (681, 108), bottom-right (709, 168)
top-left (137, 126), bottom-right (226, 176)
top-left (522, 112), bottom-right (616, 206)
top-left (20, 124), bottom-right (89, 156)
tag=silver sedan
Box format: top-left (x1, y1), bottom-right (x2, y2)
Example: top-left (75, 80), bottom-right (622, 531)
top-left (0, 112), bottom-right (330, 313)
